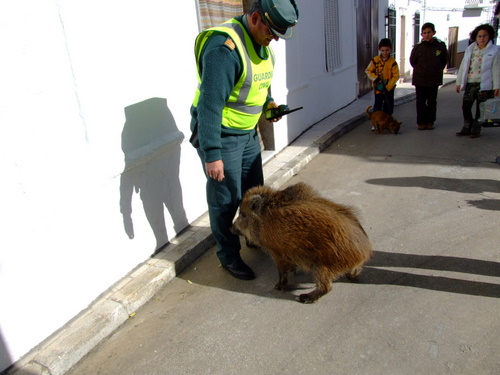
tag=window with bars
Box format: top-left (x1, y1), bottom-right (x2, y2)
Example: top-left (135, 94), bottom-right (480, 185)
top-left (324, 0), bottom-right (341, 72)
top-left (413, 11), bottom-right (421, 46)
top-left (386, 7), bottom-right (397, 57)
top-left (492, 1), bottom-right (500, 43)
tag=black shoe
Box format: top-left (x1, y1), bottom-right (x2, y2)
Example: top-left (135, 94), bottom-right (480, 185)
top-left (222, 259), bottom-right (255, 280)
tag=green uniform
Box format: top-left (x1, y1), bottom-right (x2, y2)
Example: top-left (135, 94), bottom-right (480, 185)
top-left (190, 15), bottom-right (274, 265)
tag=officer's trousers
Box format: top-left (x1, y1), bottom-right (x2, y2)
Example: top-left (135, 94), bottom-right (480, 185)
top-left (198, 128), bottom-right (263, 265)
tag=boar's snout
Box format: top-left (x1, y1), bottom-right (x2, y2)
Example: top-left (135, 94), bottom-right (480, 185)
top-left (231, 210), bottom-right (246, 236)
top-left (230, 223), bottom-right (241, 236)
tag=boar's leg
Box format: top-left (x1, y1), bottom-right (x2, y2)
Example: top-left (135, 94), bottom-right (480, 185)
top-left (346, 266), bottom-right (363, 281)
top-left (273, 261), bottom-right (293, 291)
top-left (275, 271), bottom-right (288, 291)
top-left (298, 267), bottom-right (334, 304)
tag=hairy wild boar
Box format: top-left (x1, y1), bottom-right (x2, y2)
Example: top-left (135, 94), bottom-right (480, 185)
top-left (232, 183), bottom-right (373, 303)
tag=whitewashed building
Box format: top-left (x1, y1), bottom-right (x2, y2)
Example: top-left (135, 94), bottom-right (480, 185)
top-left (1, 0), bottom-right (498, 372)
top-left (0, 0), bottom-right (361, 371)
top-left (389, 0), bottom-right (499, 78)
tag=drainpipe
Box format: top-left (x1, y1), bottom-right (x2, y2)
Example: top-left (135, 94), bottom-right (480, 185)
top-left (423, 0), bottom-right (426, 24)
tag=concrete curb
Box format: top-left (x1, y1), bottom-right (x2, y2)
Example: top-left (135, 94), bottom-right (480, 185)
top-left (7, 78), bottom-right (455, 375)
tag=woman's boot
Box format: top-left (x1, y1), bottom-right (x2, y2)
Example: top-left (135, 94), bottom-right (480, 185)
top-left (456, 120), bottom-right (471, 136)
top-left (470, 120), bottom-right (481, 138)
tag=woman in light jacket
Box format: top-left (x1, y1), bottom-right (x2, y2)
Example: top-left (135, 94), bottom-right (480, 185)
top-left (455, 24), bottom-right (500, 138)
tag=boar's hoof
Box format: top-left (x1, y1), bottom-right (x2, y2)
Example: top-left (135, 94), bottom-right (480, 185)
top-left (297, 291), bottom-right (321, 304)
top-left (274, 282), bottom-right (286, 291)
top-left (346, 267), bottom-right (363, 281)
top-left (297, 294), bottom-right (316, 304)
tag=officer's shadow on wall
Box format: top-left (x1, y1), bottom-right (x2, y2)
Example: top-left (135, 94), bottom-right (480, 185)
top-left (120, 98), bottom-right (189, 254)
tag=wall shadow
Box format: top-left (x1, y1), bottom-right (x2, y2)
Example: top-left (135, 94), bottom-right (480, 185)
top-left (366, 176), bottom-right (500, 194)
top-left (358, 251), bottom-right (500, 298)
top-left (179, 245), bottom-right (500, 301)
top-left (120, 98), bottom-right (189, 253)
top-left (0, 326), bottom-right (12, 373)
top-left (0, 326), bottom-right (36, 374)
top-left (366, 176), bottom-right (500, 211)
top-left (466, 198), bottom-right (500, 211)
top-left (368, 251), bottom-right (500, 277)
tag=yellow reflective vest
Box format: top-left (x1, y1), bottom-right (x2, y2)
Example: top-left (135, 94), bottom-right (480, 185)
top-left (193, 19), bottom-right (275, 130)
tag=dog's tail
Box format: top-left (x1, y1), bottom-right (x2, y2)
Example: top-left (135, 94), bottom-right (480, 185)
top-left (365, 106), bottom-right (373, 118)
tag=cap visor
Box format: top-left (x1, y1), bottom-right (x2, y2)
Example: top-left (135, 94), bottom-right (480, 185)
top-left (272, 27), bottom-right (293, 39)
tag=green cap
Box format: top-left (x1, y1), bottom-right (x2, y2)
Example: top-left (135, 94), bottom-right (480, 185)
top-left (262, 0), bottom-right (299, 39)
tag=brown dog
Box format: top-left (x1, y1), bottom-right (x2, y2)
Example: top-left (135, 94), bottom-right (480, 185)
top-left (366, 106), bottom-right (402, 134)
top-left (231, 182), bottom-right (373, 303)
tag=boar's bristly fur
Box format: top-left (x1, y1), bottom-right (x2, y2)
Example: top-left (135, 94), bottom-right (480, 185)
top-left (231, 182), bottom-right (373, 303)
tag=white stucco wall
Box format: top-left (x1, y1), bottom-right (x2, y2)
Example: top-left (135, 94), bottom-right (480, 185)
top-left (390, 0), bottom-right (423, 79)
top-left (272, 1), bottom-right (358, 151)
top-left (391, 0), bottom-right (496, 79)
top-left (423, 0), bottom-right (495, 52)
top-left (0, 0), bottom-right (205, 368)
top-left (0, 0), bottom-right (360, 370)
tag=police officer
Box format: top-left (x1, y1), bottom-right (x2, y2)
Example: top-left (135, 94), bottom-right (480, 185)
top-left (190, 0), bottom-right (299, 279)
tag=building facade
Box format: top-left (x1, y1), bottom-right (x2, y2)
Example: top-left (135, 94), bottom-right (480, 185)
top-left (2, 0), bottom-right (498, 371)
top-left (0, 0), bottom-right (359, 370)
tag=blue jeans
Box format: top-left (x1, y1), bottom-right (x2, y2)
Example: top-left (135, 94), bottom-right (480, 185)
top-left (198, 128), bottom-right (263, 265)
top-left (373, 89), bottom-right (395, 115)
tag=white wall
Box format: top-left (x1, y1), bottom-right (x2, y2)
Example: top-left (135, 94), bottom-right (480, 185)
top-left (0, 0), bottom-right (360, 370)
top-left (391, 0), bottom-right (496, 78)
top-left (0, 0), bottom-right (204, 369)
top-left (391, 0), bottom-right (422, 79)
top-left (272, 1), bottom-right (358, 150)
top-left (422, 0), bottom-right (495, 52)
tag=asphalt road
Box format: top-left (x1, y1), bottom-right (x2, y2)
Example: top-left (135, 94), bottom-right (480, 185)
top-left (67, 84), bottom-right (500, 375)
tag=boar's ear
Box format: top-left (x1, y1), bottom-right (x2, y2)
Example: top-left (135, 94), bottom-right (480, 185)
top-left (248, 194), bottom-right (265, 215)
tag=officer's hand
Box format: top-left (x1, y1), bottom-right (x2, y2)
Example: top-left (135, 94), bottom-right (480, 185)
top-left (266, 101), bottom-right (282, 122)
top-left (206, 160), bottom-right (224, 182)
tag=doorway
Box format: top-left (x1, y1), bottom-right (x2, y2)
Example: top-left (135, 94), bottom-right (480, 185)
top-left (400, 15), bottom-right (406, 80)
top-left (356, 0), bottom-right (379, 97)
top-left (448, 27), bottom-right (459, 70)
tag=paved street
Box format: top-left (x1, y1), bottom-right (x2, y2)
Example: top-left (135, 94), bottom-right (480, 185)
top-left (66, 84), bottom-right (500, 375)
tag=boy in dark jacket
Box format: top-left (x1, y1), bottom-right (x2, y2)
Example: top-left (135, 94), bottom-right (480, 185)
top-left (410, 22), bottom-right (448, 130)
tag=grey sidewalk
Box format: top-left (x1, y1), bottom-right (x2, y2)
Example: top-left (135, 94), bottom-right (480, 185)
top-left (8, 75), bottom-right (457, 375)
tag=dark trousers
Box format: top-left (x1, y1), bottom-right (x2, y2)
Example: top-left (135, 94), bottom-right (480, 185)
top-left (462, 83), bottom-right (495, 122)
top-left (373, 89), bottom-right (395, 115)
top-left (415, 85), bottom-right (439, 125)
top-left (197, 128), bottom-right (263, 265)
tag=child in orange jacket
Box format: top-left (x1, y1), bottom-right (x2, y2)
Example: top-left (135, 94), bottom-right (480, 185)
top-left (365, 38), bottom-right (400, 115)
